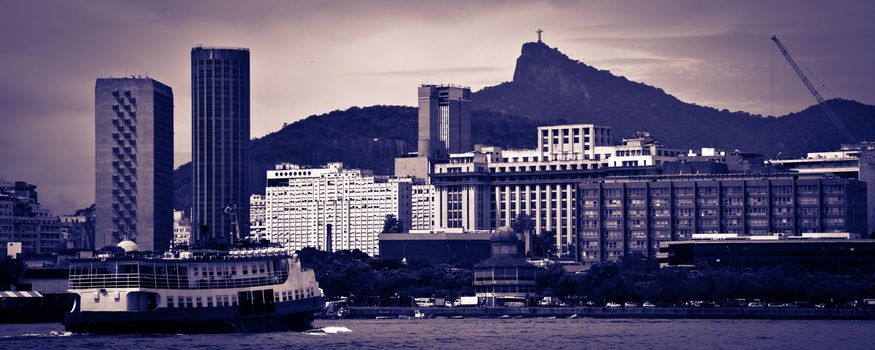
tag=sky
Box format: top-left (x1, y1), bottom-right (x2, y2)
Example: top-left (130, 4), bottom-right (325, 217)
top-left (1, 0), bottom-right (874, 214)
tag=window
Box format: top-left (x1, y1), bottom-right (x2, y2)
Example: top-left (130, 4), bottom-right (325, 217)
top-left (196, 297), bottom-right (203, 308)
top-left (167, 297), bottom-right (174, 308)
top-left (207, 296), bottom-right (213, 307)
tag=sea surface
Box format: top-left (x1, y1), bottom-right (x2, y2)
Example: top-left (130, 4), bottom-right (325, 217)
top-left (0, 318), bottom-right (871, 349)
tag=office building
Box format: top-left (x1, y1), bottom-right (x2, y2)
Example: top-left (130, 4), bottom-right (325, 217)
top-left (265, 163), bottom-right (413, 256)
top-left (429, 124), bottom-right (679, 258)
top-left (417, 85), bottom-right (472, 160)
top-left (769, 142), bottom-right (875, 236)
top-left (579, 174), bottom-right (868, 266)
top-left (94, 77), bottom-right (173, 252)
top-left (0, 181), bottom-right (63, 255)
top-left (191, 47), bottom-right (251, 246)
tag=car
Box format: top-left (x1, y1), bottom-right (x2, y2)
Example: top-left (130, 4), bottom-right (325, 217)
top-left (814, 303), bottom-right (827, 309)
top-left (624, 302), bottom-right (640, 308)
top-left (747, 302), bottom-right (765, 308)
top-left (605, 302), bottom-right (622, 308)
top-left (642, 302), bottom-right (656, 308)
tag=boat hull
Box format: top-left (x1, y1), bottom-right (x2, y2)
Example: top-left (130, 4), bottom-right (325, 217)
top-left (64, 297), bottom-right (324, 334)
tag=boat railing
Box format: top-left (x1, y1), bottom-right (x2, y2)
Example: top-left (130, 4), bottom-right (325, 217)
top-left (69, 271), bottom-right (290, 290)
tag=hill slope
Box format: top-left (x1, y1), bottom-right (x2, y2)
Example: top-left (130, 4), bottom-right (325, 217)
top-left (173, 41), bottom-right (875, 210)
top-left (473, 41), bottom-right (875, 154)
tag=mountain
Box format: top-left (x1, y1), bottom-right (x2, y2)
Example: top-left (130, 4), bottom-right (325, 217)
top-left (173, 41), bottom-right (875, 210)
top-left (473, 41), bottom-right (875, 155)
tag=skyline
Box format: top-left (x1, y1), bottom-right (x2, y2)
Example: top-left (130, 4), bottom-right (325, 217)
top-left (2, 0), bottom-right (875, 214)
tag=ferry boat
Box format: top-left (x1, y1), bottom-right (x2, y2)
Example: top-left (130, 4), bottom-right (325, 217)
top-left (63, 243), bottom-right (325, 333)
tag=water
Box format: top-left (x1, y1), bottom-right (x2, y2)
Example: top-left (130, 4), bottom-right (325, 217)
top-left (0, 318), bottom-right (870, 349)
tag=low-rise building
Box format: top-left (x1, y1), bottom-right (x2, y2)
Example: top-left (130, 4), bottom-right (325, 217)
top-left (658, 235), bottom-right (875, 273)
top-left (474, 227), bottom-right (537, 306)
top-left (378, 228), bottom-right (492, 265)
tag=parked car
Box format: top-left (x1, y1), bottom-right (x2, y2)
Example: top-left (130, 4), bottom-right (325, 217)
top-left (624, 302), bottom-right (640, 308)
top-left (748, 302), bottom-right (765, 308)
top-left (605, 302), bottom-right (622, 308)
top-left (642, 302), bottom-right (656, 308)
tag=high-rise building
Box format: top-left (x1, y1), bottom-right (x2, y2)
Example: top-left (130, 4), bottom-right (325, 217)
top-left (265, 163), bottom-right (413, 256)
top-left (94, 78), bottom-right (173, 252)
top-left (191, 47), bottom-right (250, 246)
top-left (417, 85), bottom-right (471, 160)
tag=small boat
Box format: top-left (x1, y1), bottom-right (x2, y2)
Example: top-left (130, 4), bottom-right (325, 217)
top-left (568, 314), bottom-right (578, 319)
top-left (499, 314), bottom-right (512, 319)
top-left (414, 309), bottom-right (426, 319)
top-left (450, 315), bottom-right (464, 319)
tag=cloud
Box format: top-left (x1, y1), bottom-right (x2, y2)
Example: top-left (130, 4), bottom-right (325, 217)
top-left (352, 66), bottom-right (508, 77)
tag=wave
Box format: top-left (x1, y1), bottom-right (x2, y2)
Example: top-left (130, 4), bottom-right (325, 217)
top-left (304, 326), bottom-right (353, 336)
top-left (1, 331), bottom-right (73, 340)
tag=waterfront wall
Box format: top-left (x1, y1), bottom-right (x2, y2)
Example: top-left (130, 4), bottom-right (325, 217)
top-left (347, 306), bottom-right (875, 320)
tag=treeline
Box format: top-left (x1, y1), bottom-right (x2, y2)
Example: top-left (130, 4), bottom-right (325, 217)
top-left (297, 248), bottom-right (474, 306)
top-left (541, 256), bottom-right (875, 307)
top-left (301, 249), bottom-right (875, 307)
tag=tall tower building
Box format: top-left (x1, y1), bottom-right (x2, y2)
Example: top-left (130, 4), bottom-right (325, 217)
top-left (95, 77), bottom-right (174, 252)
top-left (417, 85), bottom-right (472, 160)
top-left (191, 47), bottom-right (250, 246)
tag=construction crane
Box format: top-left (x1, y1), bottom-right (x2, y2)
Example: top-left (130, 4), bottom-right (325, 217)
top-left (771, 35), bottom-right (856, 143)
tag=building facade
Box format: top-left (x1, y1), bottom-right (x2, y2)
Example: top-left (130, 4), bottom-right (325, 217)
top-left (579, 174), bottom-right (868, 266)
top-left (0, 181), bottom-right (63, 255)
top-left (410, 183), bottom-right (435, 231)
top-left (265, 163), bottom-right (413, 256)
top-left (417, 85), bottom-right (471, 160)
top-left (249, 194), bottom-right (267, 241)
top-left (191, 47), bottom-right (251, 246)
top-left (94, 77), bottom-right (173, 252)
top-left (769, 142), bottom-right (875, 236)
top-left (429, 124), bottom-right (678, 259)
top-left (172, 210), bottom-right (192, 246)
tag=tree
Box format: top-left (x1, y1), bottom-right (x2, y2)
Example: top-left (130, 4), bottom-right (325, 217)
top-left (532, 230), bottom-right (557, 258)
top-left (381, 214), bottom-right (404, 233)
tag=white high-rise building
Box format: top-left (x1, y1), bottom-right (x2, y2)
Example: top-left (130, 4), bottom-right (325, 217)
top-left (410, 184), bottom-right (436, 231)
top-left (265, 163), bottom-right (413, 256)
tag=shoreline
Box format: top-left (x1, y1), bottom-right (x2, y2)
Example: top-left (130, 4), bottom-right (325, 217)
top-left (342, 306), bottom-right (875, 321)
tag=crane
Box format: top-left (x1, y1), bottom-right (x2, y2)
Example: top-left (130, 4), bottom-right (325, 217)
top-left (771, 35), bottom-right (856, 143)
